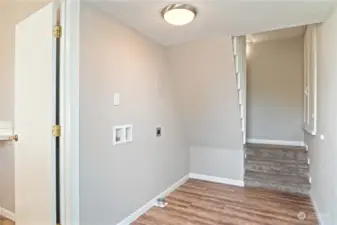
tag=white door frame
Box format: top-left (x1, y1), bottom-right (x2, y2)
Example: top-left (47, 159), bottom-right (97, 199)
top-left (60, 0), bottom-right (80, 224)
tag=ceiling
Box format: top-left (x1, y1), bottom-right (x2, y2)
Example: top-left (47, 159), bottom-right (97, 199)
top-left (247, 26), bottom-right (306, 43)
top-left (93, 0), bottom-right (336, 46)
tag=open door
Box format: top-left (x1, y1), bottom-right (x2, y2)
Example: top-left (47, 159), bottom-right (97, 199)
top-left (14, 3), bottom-right (61, 225)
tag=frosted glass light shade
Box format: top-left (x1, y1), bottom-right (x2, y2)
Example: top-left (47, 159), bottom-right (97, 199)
top-left (162, 4), bottom-right (197, 26)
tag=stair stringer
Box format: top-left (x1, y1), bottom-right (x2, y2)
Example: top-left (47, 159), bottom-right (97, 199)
top-left (232, 36), bottom-right (247, 144)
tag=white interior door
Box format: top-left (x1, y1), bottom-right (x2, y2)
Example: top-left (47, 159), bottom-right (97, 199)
top-left (14, 3), bottom-right (57, 225)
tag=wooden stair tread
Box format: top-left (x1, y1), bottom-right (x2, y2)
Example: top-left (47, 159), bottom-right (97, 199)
top-left (246, 155), bottom-right (308, 164)
top-left (245, 171), bottom-right (310, 185)
top-left (246, 143), bottom-right (306, 152)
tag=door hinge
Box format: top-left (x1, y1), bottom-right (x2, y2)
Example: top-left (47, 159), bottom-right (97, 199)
top-left (52, 125), bottom-right (61, 137)
top-left (53, 25), bottom-right (62, 38)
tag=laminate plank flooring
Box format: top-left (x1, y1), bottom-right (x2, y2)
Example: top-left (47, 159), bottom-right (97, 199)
top-left (133, 179), bottom-right (318, 225)
top-left (0, 217), bottom-right (14, 225)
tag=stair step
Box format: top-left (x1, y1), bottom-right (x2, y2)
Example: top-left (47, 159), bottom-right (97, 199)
top-left (245, 162), bottom-right (309, 177)
top-left (245, 171), bottom-right (309, 184)
top-left (246, 143), bottom-right (306, 152)
top-left (244, 171), bottom-right (310, 195)
top-left (245, 179), bottom-right (310, 195)
top-left (244, 144), bottom-right (311, 195)
top-left (245, 147), bottom-right (308, 161)
top-left (246, 155), bottom-right (308, 165)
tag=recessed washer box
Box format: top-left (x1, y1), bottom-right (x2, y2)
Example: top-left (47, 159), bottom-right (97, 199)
top-left (113, 125), bottom-right (133, 146)
top-left (125, 125), bottom-right (133, 143)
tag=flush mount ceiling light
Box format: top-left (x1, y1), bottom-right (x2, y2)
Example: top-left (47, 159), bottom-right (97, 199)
top-left (161, 4), bottom-right (197, 26)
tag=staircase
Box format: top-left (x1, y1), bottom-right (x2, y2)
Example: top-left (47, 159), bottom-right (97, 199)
top-left (244, 143), bottom-right (311, 195)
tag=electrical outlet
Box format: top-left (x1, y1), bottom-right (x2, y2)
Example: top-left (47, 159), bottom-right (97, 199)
top-left (156, 127), bottom-right (162, 137)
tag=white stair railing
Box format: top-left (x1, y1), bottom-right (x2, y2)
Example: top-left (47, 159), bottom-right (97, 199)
top-left (232, 36), bottom-right (247, 144)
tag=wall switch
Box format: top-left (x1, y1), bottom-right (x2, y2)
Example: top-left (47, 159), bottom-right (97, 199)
top-left (114, 93), bottom-right (120, 106)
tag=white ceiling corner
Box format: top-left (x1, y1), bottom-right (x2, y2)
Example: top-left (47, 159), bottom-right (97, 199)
top-left (247, 25), bottom-right (307, 43)
top-left (93, 0), bottom-right (336, 46)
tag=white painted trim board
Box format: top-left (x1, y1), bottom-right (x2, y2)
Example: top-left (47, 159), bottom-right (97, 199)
top-left (0, 207), bottom-right (15, 222)
top-left (247, 138), bottom-right (305, 147)
top-left (116, 174), bottom-right (189, 225)
top-left (189, 173), bottom-right (244, 187)
top-left (60, 0), bottom-right (80, 224)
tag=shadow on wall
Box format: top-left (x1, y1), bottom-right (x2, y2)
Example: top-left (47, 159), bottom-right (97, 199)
top-left (166, 37), bottom-right (244, 180)
top-left (246, 34), bottom-right (304, 143)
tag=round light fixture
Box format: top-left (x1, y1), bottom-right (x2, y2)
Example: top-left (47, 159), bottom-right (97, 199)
top-left (161, 4), bottom-right (197, 26)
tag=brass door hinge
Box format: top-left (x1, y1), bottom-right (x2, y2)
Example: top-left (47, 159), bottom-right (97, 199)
top-left (53, 25), bottom-right (62, 38)
top-left (52, 125), bottom-right (61, 137)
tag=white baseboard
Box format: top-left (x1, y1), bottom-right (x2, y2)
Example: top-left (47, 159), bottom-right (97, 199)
top-left (311, 196), bottom-right (323, 225)
top-left (247, 138), bottom-right (305, 147)
top-left (116, 174), bottom-right (189, 225)
top-left (189, 173), bottom-right (244, 187)
top-left (117, 173), bottom-right (244, 225)
top-left (0, 207), bottom-right (15, 222)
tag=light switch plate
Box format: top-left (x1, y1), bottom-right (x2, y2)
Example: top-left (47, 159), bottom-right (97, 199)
top-left (114, 93), bottom-right (120, 106)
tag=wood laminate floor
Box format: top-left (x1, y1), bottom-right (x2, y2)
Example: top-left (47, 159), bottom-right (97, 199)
top-left (0, 217), bottom-right (14, 225)
top-left (133, 179), bottom-right (318, 225)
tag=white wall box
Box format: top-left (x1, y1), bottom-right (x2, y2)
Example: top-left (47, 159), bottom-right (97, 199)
top-left (113, 125), bottom-right (133, 145)
top-left (113, 126), bottom-right (125, 145)
top-left (125, 125), bottom-right (133, 143)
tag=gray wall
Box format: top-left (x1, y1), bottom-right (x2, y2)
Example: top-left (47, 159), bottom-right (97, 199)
top-left (167, 37), bottom-right (244, 180)
top-left (247, 37), bottom-right (304, 142)
top-left (0, 1), bottom-right (46, 212)
top-left (305, 8), bottom-right (337, 225)
top-left (79, 4), bottom-right (189, 224)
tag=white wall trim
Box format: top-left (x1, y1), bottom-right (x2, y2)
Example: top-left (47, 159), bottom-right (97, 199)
top-left (189, 173), bottom-right (244, 187)
top-left (116, 174), bottom-right (189, 225)
top-left (247, 138), bottom-right (305, 147)
top-left (0, 207), bottom-right (15, 222)
top-left (117, 173), bottom-right (245, 225)
top-left (311, 196), bottom-right (323, 225)
top-left (60, 0), bottom-right (80, 225)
